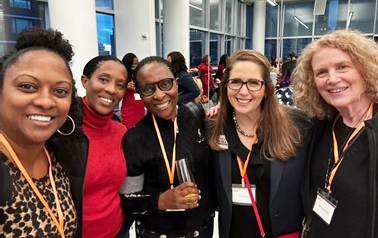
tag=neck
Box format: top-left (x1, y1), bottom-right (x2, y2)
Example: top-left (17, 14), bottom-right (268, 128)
top-left (234, 110), bottom-right (261, 135)
top-left (0, 133), bottom-right (47, 179)
top-left (338, 98), bottom-right (372, 127)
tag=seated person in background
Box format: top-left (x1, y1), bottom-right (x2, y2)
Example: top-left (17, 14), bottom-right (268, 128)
top-left (121, 56), bottom-right (216, 238)
top-left (167, 51), bottom-right (200, 104)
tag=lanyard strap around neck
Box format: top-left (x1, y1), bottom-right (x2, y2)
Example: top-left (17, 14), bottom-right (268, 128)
top-left (239, 160), bottom-right (266, 237)
top-left (0, 134), bottom-right (65, 237)
top-left (152, 114), bottom-right (178, 189)
top-left (327, 102), bottom-right (374, 191)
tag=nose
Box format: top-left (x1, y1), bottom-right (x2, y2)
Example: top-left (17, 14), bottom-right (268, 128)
top-left (328, 70), bottom-right (340, 84)
top-left (33, 89), bottom-right (56, 109)
top-left (104, 82), bottom-right (116, 94)
top-left (238, 83), bottom-right (249, 95)
top-left (152, 87), bottom-right (165, 100)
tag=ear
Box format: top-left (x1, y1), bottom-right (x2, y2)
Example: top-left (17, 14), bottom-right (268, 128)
top-left (81, 75), bottom-right (89, 90)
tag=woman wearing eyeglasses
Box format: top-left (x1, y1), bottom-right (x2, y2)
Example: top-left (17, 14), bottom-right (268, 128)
top-left (208, 50), bottom-right (311, 238)
top-left (120, 56), bottom-right (216, 237)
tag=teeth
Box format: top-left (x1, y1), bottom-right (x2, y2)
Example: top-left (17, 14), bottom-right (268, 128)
top-left (28, 115), bottom-right (52, 122)
top-left (156, 101), bottom-right (169, 108)
top-left (100, 97), bottom-right (113, 103)
top-left (329, 87), bottom-right (347, 93)
top-left (237, 99), bottom-right (251, 103)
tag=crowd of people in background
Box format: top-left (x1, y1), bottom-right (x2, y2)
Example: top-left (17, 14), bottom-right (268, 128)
top-left (0, 26), bottom-right (377, 238)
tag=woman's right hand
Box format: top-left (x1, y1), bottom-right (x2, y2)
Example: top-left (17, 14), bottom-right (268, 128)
top-left (158, 182), bottom-right (201, 210)
top-left (127, 81), bottom-right (136, 91)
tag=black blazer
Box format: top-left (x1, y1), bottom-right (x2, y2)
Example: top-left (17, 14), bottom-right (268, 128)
top-left (213, 111), bottom-right (311, 237)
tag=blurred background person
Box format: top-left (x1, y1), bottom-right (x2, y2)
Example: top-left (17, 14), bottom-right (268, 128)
top-left (167, 51), bottom-right (200, 104)
top-left (213, 54), bottom-right (229, 104)
top-left (121, 53), bottom-right (145, 128)
top-left (121, 56), bottom-right (216, 238)
top-left (193, 54), bottom-right (215, 101)
top-left (0, 27), bottom-right (79, 237)
top-left (209, 50), bottom-right (311, 238)
top-left (293, 30), bottom-right (378, 238)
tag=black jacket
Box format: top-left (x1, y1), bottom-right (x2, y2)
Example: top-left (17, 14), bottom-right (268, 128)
top-left (213, 109), bottom-right (312, 237)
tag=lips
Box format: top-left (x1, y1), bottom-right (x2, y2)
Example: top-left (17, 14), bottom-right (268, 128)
top-left (99, 96), bottom-right (114, 105)
top-left (328, 86), bottom-right (348, 93)
top-left (28, 115), bottom-right (53, 122)
top-left (236, 98), bottom-right (252, 104)
top-left (155, 101), bottom-right (170, 109)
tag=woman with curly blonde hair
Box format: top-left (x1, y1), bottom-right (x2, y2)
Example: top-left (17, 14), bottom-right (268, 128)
top-left (293, 30), bottom-right (378, 238)
top-left (209, 50), bottom-right (311, 238)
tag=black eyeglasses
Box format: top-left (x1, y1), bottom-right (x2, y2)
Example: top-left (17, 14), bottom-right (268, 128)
top-left (138, 78), bottom-right (176, 96)
top-left (227, 79), bottom-right (265, 91)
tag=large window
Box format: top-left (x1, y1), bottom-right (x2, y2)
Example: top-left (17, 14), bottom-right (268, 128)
top-left (96, 13), bottom-right (115, 56)
top-left (210, 33), bottom-right (220, 66)
top-left (314, 0), bottom-right (348, 35)
top-left (210, 0), bottom-right (221, 31)
top-left (245, 4), bottom-right (253, 49)
top-left (225, 0), bottom-right (232, 33)
top-left (0, 0), bottom-right (46, 57)
top-left (266, 4), bottom-right (278, 37)
top-left (284, 2), bottom-right (314, 37)
top-left (190, 29), bottom-right (205, 68)
top-left (190, 0), bottom-right (206, 28)
top-left (349, 0), bottom-right (376, 33)
top-left (282, 38), bottom-right (311, 59)
top-left (96, 0), bottom-right (115, 56)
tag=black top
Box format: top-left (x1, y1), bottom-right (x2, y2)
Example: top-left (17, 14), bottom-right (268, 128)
top-left (177, 71), bottom-right (200, 104)
top-left (224, 116), bottom-right (272, 238)
top-left (307, 117), bottom-right (370, 238)
top-left (121, 103), bottom-right (216, 236)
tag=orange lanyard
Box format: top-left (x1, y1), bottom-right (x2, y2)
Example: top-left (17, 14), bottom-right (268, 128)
top-left (152, 114), bottom-right (178, 189)
top-left (327, 102), bottom-right (374, 191)
top-left (0, 134), bottom-right (65, 237)
top-left (236, 140), bottom-right (255, 187)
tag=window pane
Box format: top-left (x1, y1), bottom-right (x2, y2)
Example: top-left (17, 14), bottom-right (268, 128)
top-left (96, 13), bottom-right (115, 56)
top-left (265, 39), bottom-right (277, 60)
top-left (314, 0), bottom-right (348, 35)
top-left (225, 35), bottom-right (232, 55)
top-left (282, 38), bottom-right (312, 59)
top-left (284, 2), bottom-right (314, 37)
top-left (266, 5), bottom-right (278, 37)
top-left (190, 29), bottom-right (205, 68)
top-left (210, 0), bottom-right (220, 31)
top-left (155, 0), bottom-right (163, 19)
top-left (95, 0), bottom-right (113, 10)
top-left (236, 1), bottom-right (242, 35)
top-left (190, 0), bottom-right (205, 27)
top-left (0, 1), bottom-right (46, 56)
top-left (245, 5), bottom-right (253, 49)
top-left (349, 0), bottom-right (375, 33)
top-left (210, 33), bottom-right (220, 67)
top-left (225, 0), bottom-right (232, 33)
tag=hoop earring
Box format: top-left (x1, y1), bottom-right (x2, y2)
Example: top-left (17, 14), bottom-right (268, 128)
top-left (58, 115), bottom-right (76, 136)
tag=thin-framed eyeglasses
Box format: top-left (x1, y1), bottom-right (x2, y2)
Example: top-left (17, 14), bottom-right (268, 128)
top-left (138, 78), bottom-right (176, 96)
top-left (227, 79), bottom-right (265, 91)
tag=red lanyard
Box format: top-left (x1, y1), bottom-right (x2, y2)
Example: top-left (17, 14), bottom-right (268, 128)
top-left (237, 145), bottom-right (266, 237)
top-left (152, 114), bottom-right (178, 189)
top-left (0, 134), bottom-right (65, 237)
top-left (327, 102), bottom-right (374, 191)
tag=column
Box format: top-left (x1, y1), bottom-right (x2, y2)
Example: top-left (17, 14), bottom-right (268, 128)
top-left (48, 0), bottom-right (98, 96)
top-left (163, 0), bottom-right (190, 62)
top-left (253, 0), bottom-right (266, 54)
top-left (114, 0), bottom-right (156, 60)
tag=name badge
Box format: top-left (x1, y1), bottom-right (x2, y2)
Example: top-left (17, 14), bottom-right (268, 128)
top-left (165, 209), bottom-right (185, 212)
top-left (313, 188), bottom-right (338, 225)
top-left (218, 135), bottom-right (228, 150)
top-left (134, 93), bottom-right (141, 100)
top-left (232, 184), bottom-right (256, 206)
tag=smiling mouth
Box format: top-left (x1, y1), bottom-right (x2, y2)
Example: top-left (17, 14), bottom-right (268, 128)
top-left (28, 115), bottom-right (53, 122)
top-left (100, 96), bottom-right (114, 104)
top-left (155, 101), bottom-right (170, 109)
top-left (237, 98), bottom-right (252, 104)
top-left (328, 87), bottom-right (348, 93)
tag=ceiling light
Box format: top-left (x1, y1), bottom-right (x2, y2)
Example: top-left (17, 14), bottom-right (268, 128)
top-left (189, 4), bottom-right (203, 11)
top-left (266, 0), bottom-right (277, 6)
top-left (294, 16), bottom-right (309, 29)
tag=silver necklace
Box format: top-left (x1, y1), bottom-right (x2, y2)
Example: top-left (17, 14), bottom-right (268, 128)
top-left (233, 111), bottom-right (256, 138)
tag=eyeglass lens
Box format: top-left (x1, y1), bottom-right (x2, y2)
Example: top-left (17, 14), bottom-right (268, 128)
top-left (139, 78), bottom-right (174, 96)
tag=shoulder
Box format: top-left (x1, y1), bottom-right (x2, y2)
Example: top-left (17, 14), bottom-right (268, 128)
top-left (285, 107), bottom-right (312, 129)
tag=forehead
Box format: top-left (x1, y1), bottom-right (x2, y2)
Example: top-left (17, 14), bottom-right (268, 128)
top-left (230, 60), bottom-right (264, 79)
top-left (311, 47), bottom-right (353, 68)
top-left (6, 50), bottom-right (71, 80)
top-left (94, 60), bottom-right (126, 74)
top-left (138, 62), bottom-right (173, 84)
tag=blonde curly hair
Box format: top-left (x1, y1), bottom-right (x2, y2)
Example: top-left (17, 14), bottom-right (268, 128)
top-left (293, 30), bottom-right (378, 119)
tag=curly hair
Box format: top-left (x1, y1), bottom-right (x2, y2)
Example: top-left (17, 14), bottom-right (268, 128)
top-left (293, 30), bottom-right (378, 119)
top-left (167, 51), bottom-right (188, 77)
top-left (209, 50), bottom-right (301, 161)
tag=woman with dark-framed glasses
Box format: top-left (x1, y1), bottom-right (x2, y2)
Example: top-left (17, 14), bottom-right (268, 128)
top-left (120, 56), bottom-right (216, 237)
top-left (208, 50), bottom-right (312, 238)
